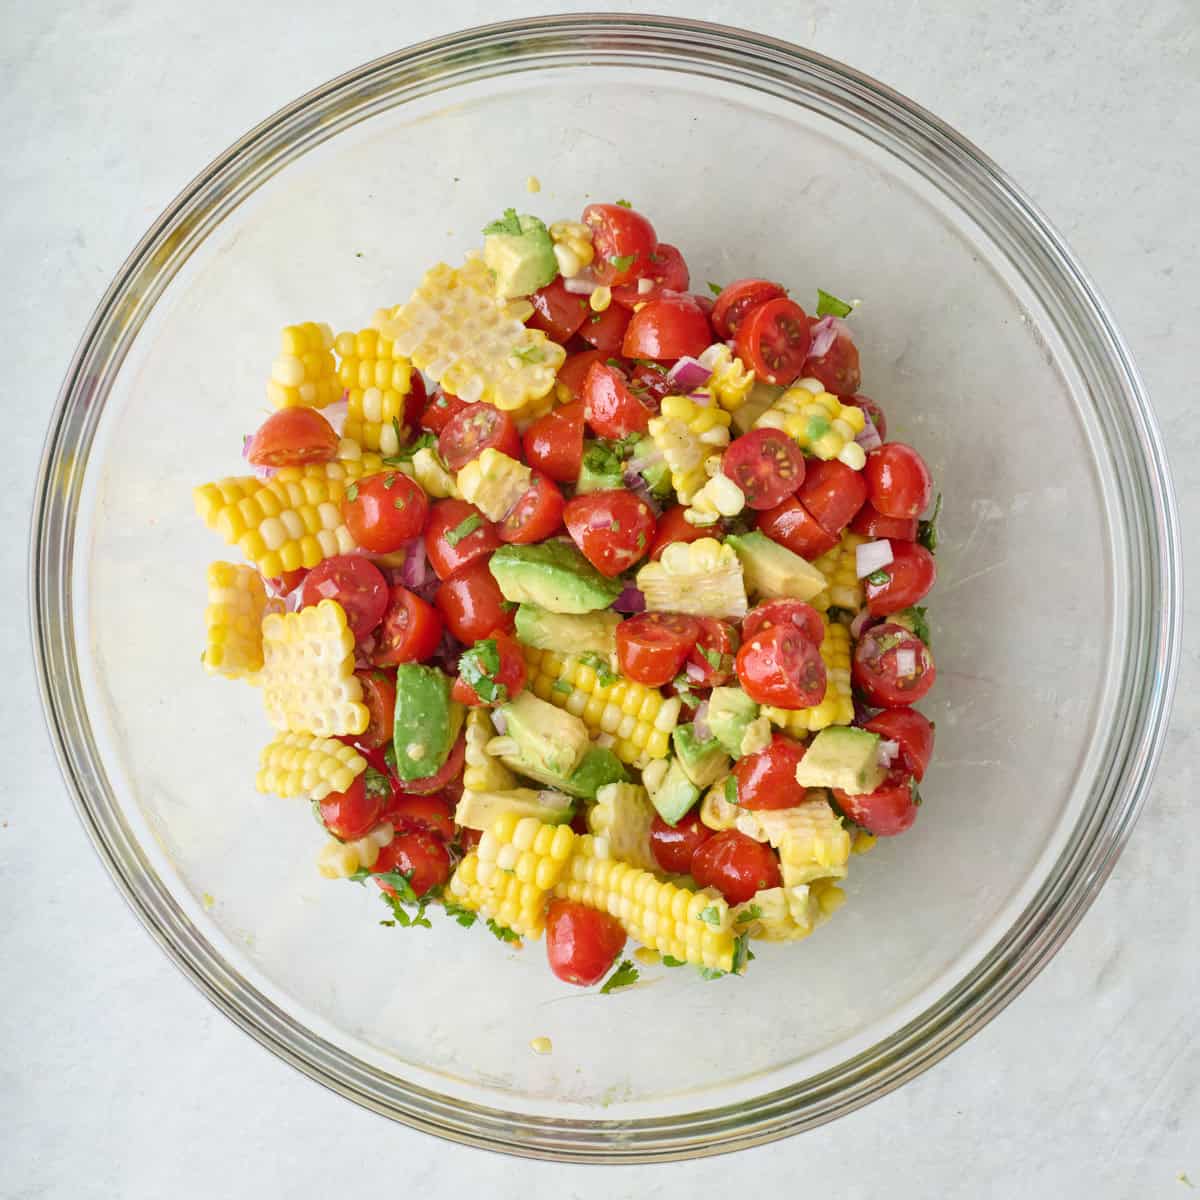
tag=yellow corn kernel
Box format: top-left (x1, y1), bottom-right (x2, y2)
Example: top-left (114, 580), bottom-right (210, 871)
top-left (256, 730), bottom-right (366, 802)
top-left (762, 619), bottom-right (854, 733)
top-left (852, 831), bottom-right (878, 855)
top-left (699, 777), bottom-right (741, 832)
top-left (455, 448), bottom-right (532, 521)
top-left (317, 822), bottom-right (394, 879)
top-left (410, 447), bottom-right (459, 499)
top-left (334, 327), bottom-right (415, 453)
top-left (810, 530), bottom-right (867, 613)
top-left (732, 885), bottom-right (821, 941)
top-left (754, 387), bottom-right (866, 464)
top-left (548, 220), bottom-right (594, 276)
top-left (267, 322), bottom-right (340, 409)
top-left (735, 797), bottom-right (852, 885)
top-left (588, 286), bottom-right (612, 313)
top-left (686, 471), bottom-right (745, 525)
top-left (636, 537), bottom-right (748, 620)
top-left (203, 561), bottom-right (271, 680)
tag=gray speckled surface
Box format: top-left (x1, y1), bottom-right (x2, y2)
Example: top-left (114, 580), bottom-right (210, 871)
top-left (2, 2), bottom-right (1195, 1196)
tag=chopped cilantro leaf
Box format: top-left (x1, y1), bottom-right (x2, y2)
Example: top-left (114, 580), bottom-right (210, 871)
top-left (383, 474), bottom-right (398, 489)
top-left (458, 638), bottom-right (506, 704)
top-left (589, 312), bottom-right (603, 323)
top-left (552, 679), bottom-right (572, 695)
top-left (382, 431), bottom-right (437, 466)
top-left (724, 776), bottom-right (739, 805)
top-left (707, 281), bottom-right (724, 296)
top-left (349, 867), bottom-right (433, 928)
top-left (608, 253), bottom-right (636, 272)
top-left (605, 357), bottom-right (624, 369)
top-left (735, 903), bottom-right (763, 925)
top-left (866, 568), bottom-right (890, 587)
top-left (600, 959), bottom-right (640, 993)
top-left (697, 905), bottom-right (720, 928)
top-left (732, 932), bottom-right (754, 973)
top-left (482, 207), bottom-right (522, 237)
top-left (917, 492), bottom-right (942, 553)
top-left (344, 482), bottom-right (359, 502)
top-left (393, 496), bottom-right (407, 509)
top-left (442, 898), bottom-right (478, 928)
top-left (362, 766), bottom-right (392, 801)
top-left (636, 531), bottom-right (646, 550)
top-left (699, 645), bottom-right (722, 670)
top-left (698, 966), bottom-right (727, 980)
top-left (445, 513), bottom-right (483, 547)
top-left (486, 918), bottom-right (521, 944)
top-left (816, 288), bottom-right (854, 318)
top-left (661, 955), bottom-right (686, 967)
top-left (615, 198), bottom-right (632, 208)
top-left (897, 605), bottom-right (932, 647)
top-left (512, 343), bottom-right (545, 364)
top-left (609, 519), bottom-right (621, 533)
top-left (578, 652), bottom-right (618, 687)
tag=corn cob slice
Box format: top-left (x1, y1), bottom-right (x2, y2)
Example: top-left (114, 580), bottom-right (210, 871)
top-left (193, 454), bottom-right (383, 578)
top-left (456, 448), bottom-right (531, 521)
top-left (374, 258), bottom-right (564, 410)
top-left (267, 322), bottom-right (340, 409)
top-left (732, 885), bottom-right (820, 941)
top-left (317, 822), bottom-right (395, 879)
top-left (735, 797), bottom-right (852, 885)
top-left (647, 393), bottom-right (732, 504)
top-left (203, 561), bottom-right (271, 680)
top-left (699, 776), bottom-right (741, 832)
top-left (462, 708), bottom-right (517, 798)
top-left (761, 619), bottom-right (854, 733)
top-left (810, 530), bottom-right (867, 613)
top-left (555, 834), bottom-right (738, 971)
top-left (256, 730), bottom-right (366, 802)
top-left (698, 344), bottom-right (756, 412)
top-left (636, 537), bottom-right (748, 620)
top-left (334, 327), bottom-right (415, 454)
top-left (754, 385), bottom-right (867, 468)
top-left (522, 648), bottom-right (681, 765)
top-left (260, 600), bottom-right (368, 737)
top-left (588, 782), bottom-right (659, 873)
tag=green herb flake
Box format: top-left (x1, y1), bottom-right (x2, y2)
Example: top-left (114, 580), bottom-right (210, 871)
top-left (486, 918), bottom-right (522, 944)
top-left (661, 955), bottom-right (686, 968)
top-left (609, 519), bottom-right (621, 533)
top-left (608, 253), bottom-right (636, 272)
top-left (578, 652), bottom-right (618, 687)
top-left (636, 531), bottom-right (646, 550)
top-left (600, 959), bottom-right (640, 993)
top-left (707, 281), bottom-right (724, 296)
top-left (349, 868), bottom-right (433, 929)
top-left (344, 482), bottom-right (359, 502)
top-left (445, 513), bottom-right (483, 547)
top-left (393, 496), bottom-right (408, 510)
top-left (735, 903), bottom-right (763, 925)
top-left (552, 679), bottom-right (572, 695)
top-left (458, 638), bottom-right (506, 704)
top-left (590, 312), bottom-right (603, 324)
top-left (866, 568), bottom-right (890, 587)
top-left (383, 473), bottom-right (398, 489)
top-left (917, 492), bottom-right (942, 553)
top-left (382, 431), bottom-right (437, 466)
top-left (362, 766), bottom-right (392, 801)
top-left (605, 357), bottom-right (624, 369)
top-left (482, 207), bottom-right (522, 237)
top-left (698, 966), bottom-right (727, 981)
top-left (732, 932), bottom-right (754, 973)
top-left (512, 344), bottom-right (545, 364)
top-left (724, 776), bottom-right (739, 805)
top-left (615, 199), bottom-right (632, 208)
top-left (815, 288), bottom-right (854, 319)
top-left (700, 645), bottom-right (722, 670)
top-left (442, 898), bottom-right (478, 928)
top-left (697, 905), bottom-right (721, 928)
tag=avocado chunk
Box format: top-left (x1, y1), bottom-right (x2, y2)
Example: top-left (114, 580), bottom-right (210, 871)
top-left (673, 724), bottom-right (731, 789)
top-left (391, 664), bottom-right (462, 781)
top-left (454, 787), bottom-right (574, 833)
top-left (514, 604), bottom-right (620, 659)
top-left (576, 441), bottom-right (625, 494)
top-left (497, 743), bottom-right (628, 800)
top-left (482, 209), bottom-right (557, 299)
top-left (794, 727), bottom-right (886, 795)
top-left (490, 540), bottom-right (622, 613)
top-left (732, 382), bottom-right (782, 435)
top-left (629, 435), bottom-right (673, 499)
top-left (497, 690), bottom-right (590, 778)
top-left (706, 686), bottom-right (760, 759)
top-left (726, 531), bottom-right (827, 601)
top-left (648, 757), bottom-right (701, 826)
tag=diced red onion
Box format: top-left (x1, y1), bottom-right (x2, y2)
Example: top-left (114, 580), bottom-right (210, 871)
top-left (563, 271), bottom-right (596, 295)
top-left (491, 710), bottom-right (507, 735)
top-left (856, 539), bottom-right (894, 579)
top-left (667, 356), bottom-right (712, 391)
top-left (613, 585), bottom-right (646, 614)
top-left (285, 587), bottom-right (306, 613)
top-left (853, 694), bottom-right (880, 726)
top-left (850, 609), bottom-right (880, 639)
top-left (895, 648), bottom-right (917, 677)
top-left (315, 577), bottom-right (341, 599)
top-left (687, 389), bottom-right (712, 406)
top-left (693, 701), bottom-right (711, 741)
top-left (622, 469), bottom-right (661, 515)
top-left (697, 343), bottom-right (726, 369)
top-left (725, 339), bottom-right (737, 351)
top-left (808, 316), bottom-right (837, 359)
top-left (877, 738), bottom-right (900, 768)
top-left (322, 396), bottom-right (350, 436)
top-left (856, 413), bottom-right (884, 452)
top-left (626, 446), bottom-right (664, 475)
top-left (396, 537), bottom-right (429, 590)
top-left (684, 661), bottom-right (706, 683)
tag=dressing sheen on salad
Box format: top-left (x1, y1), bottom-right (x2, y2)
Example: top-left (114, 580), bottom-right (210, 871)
top-left (195, 199), bottom-right (939, 991)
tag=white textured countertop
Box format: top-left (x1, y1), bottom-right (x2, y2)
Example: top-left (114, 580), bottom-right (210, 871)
top-left (2, 2), bottom-right (1196, 1196)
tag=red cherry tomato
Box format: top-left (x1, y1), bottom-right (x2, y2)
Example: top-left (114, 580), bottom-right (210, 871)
top-left (372, 829), bottom-right (452, 896)
top-left (578, 302), bottom-right (632, 355)
top-left (527, 276), bottom-right (591, 343)
top-left (802, 321), bottom-right (861, 396)
top-left (319, 775), bottom-right (384, 842)
top-left (611, 243), bottom-right (690, 308)
top-left (711, 279), bottom-right (788, 340)
top-left (649, 809), bottom-right (713, 873)
top-left (245, 407), bottom-right (338, 467)
top-left (690, 829), bottom-right (782, 905)
top-left (736, 624), bottom-right (827, 709)
top-left (615, 612), bottom-right (701, 687)
top-left (373, 585), bottom-right (443, 665)
top-left (734, 734), bottom-right (808, 810)
top-left (450, 631), bottom-right (527, 707)
top-left (846, 394), bottom-right (887, 441)
top-left (545, 898), bottom-right (628, 986)
top-left (563, 490), bottom-right (656, 577)
top-left (834, 769), bottom-right (918, 837)
top-left (342, 471), bottom-right (429, 554)
top-left (581, 362), bottom-right (651, 439)
top-left (421, 388), bottom-right (468, 434)
top-left (555, 349), bottom-right (610, 401)
top-left (686, 618), bottom-right (738, 686)
top-left (356, 670), bottom-right (397, 750)
top-left (380, 793), bottom-right (455, 842)
top-left (299, 555), bottom-right (388, 640)
top-left (269, 567), bottom-right (309, 595)
top-left (796, 459), bottom-right (868, 536)
top-left (437, 403), bottom-right (521, 472)
top-left (864, 541), bottom-right (937, 617)
top-left (400, 734), bottom-right (466, 796)
top-left (850, 502), bottom-right (918, 541)
top-left (621, 295), bottom-right (712, 361)
top-left (721, 428), bottom-right (806, 510)
top-left (741, 599), bottom-right (824, 647)
top-left (734, 297), bottom-right (812, 386)
top-left (523, 400), bottom-right (585, 484)
top-left (852, 622), bottom-right (936, 707)
top-left (435, 559), bottom-right (514, 643)
top-left (582, 203), bottom-right (658, 286)
top-left (755, 496), bottom-right (839, 559)
top-left (458, 826), bottom-right (482, 851)
top-left (865, 443), bottom-right (934, 520)
top-left (865, 708), bottom-right (935, 781)
top-left (649, 504), bottom-right (716, 561)
top-left (497, 472), bottom-right (565, 544)
top-left (424, 499), bottom-right (501, 581)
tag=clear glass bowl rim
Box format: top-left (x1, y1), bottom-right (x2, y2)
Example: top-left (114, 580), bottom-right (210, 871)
top-left (29, 13), bottom-right (1182, 1162)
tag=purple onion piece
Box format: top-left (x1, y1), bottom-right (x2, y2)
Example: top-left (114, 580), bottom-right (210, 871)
top-left (692, 700), bottom-right (712, 741)
top-left (666, 356), bottom-right (711, 391)
top-left (613, 585), bottom-right (646, 614)
top-left (396, 537), bottom-right (429, 590)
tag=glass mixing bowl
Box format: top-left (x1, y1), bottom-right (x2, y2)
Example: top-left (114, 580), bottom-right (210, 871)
top-left (31, 15), bottom-right (1180, 1161)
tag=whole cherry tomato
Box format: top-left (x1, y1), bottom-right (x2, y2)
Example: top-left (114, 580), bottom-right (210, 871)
top-left (834, 769), bottom-right (919, 837)
top-left (649, 809), bottom-right (713, 874)
top-left (865, 443), bottom-right (933, 519)
top-left (245, 407), bottom-right (338, 467)
top-left (435, 559), bottom-right (514, 644)
top-left (563, 490), bottom-right (656, 577)
top-left (690, 830), bottom-right (782, 905)
top-left (734, 734), bottom-right (808, 810)
top-left (342, 471), bottom-right (429, 554)
top-left (545, 899), bottom-right (628, 986)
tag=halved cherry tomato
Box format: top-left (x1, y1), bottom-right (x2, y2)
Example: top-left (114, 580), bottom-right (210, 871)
top-left (451, 631), bottom-right (527, 706)
top-left (686, 618), bottom-right (738, 686)
top-left (245, 407), bottom-right (338, 467)
top-left (400, 734), bottom-right (466, 796)
top-left (742, 599), bottom-right (824, 647)
top-left (435, 559), bottom-right (514, 643)
top-left (578, 302), bottom-right (632, 355)
top-left (268, 567), bottom-right (309, 596)
top-left (497, 472), bottom-right (565, 544)
top-left (424, 499), bottom-right (501, 581)
top-left (356, 670), bottom-right (397, 750)
top-left (437, 402), bottom-right (520, 472)
top-left (545, 898), bottom-right (628, 986)
top-left (734, 734), bottom-right (807, 810)
top-left (846, 394), bottom-right (887, 441)
top-left (372, 829), bottom-right (452, 896)
top-left (736, 624), bottom-right (827, 709)
top-left (380, 793), bottom-right (455, 842)
top-left (421, 388), bottom-right (468, 434)
top-left (865, 443), bottom-right (933, 520)
top-left (690, 829), bottom-right (782, 905)
top-left (621, 295), bottom-right (712, 361)
top-left (711, 279), bottom-right (788, 340)
top-left (523, 400), bottom-right (585, 483)
top-left (850, 502), bottom-right (918, 541)
top-left (555, 349), bottom-right (609, 400)
top-left (319, 775), bottom-right (383, 842)
top-left (735, 297), bottom-right (812, 386)
top-left (834, 769), bottom-right (918, 837)
top-left (796, 459), bottom-right (868, 536)
top-left (457, 826), bottom-right (482, 851)
top-left (342, 471), bottom-right (429, 554)
top-left (721, 427), bottom-right (806, 510)
top-left (528, 276), bottom-right (591, 343)
top-left (802, 321), bottom-right (861, 396)
top-left (373, 585), bottom-right (443, 665)
top-left (649, 504), bottom-right (715, 561)
top-left (649, 809), bottom-right (713, 873)
top-left (755, 496), bottom-right (839, 559)
top-left (865, 708), bottom-right (935, 781)
top-left (563, 490), bottom-right (656, 577)
top-left (615, 612), bottom-right (701, 687)
top-left (299, 555), bottom-right (388, 640)
top-left (611, 243), bottom-right (690, 307)
top-left (864, 541), bottom-right (937, 617)
top-left (583, 202), bottom-right (658, 286)
top-left (852, 622), bottom-right (936, 707)
top-left (582, 362), bottom-right (651, 439)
